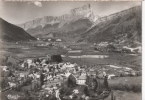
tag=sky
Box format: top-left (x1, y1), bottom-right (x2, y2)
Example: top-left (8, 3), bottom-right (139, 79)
top-left (0, 1), bottom-right (141, 24)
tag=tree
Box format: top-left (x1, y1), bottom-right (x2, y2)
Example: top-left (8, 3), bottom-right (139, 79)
top-left (67, 74), bottom-right (77, 88)
top-left (40, 72), bottom-right (45, 86)
top-left (51, 55), bottom-right (63, 63)
top-left (104, 75), bottom-right (109, 89)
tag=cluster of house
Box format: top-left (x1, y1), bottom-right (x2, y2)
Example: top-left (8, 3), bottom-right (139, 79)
top-left (94, 42), bottom-right (141, 53)
top-left (1, 55), bottom-right (141, 100)
top-left (37, 37), bottom-right (62, 42)
top-left (1, 57), bottom-right (94, 99)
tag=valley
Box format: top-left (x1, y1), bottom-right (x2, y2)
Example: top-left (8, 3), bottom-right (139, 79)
top-left (0, 3), bottom-right (142, 100)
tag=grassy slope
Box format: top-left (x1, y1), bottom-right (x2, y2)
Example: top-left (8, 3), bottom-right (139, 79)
top-left (79, 6), bottom-right (141, 47)
top-left (0, 18), bottom-right (36, 42)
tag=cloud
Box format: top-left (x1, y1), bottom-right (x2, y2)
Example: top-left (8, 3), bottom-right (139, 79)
top-left (34, 1), bottom-right (42, 7)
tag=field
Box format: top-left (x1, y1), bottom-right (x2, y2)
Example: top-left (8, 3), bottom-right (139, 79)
top-left (0, 41), bottom-right (67, 59)
top-left (108, 76), bottom-right (141, 92)
top-left (105, 90), bottom-right (141, 100)
top-left (64, 54), bottom-right (141, 71)
top-left (0, 41), bottom-right (141, 71)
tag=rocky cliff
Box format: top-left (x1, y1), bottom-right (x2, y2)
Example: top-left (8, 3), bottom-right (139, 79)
top-left (17, 4), bottom-right (97, 43)
top-left (19, 4), bottom-right (97, 30)
top-left (91, 6), bottom-right (141, 28)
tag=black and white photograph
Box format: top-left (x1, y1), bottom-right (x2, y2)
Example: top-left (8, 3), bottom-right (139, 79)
top-left (0, 1), bottom-right (142, 100)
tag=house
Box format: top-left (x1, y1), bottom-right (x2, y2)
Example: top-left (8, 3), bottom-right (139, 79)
top-left (48, 38), bottom-right (52, 41)
top-left (56, 39), bottom-right (62, 42)
top-left (62, 63), bottom-right (76, 69)
top-left (37, 38), bottom-right (40, 41)
top-left (77, 74), bottom-right (86, 85)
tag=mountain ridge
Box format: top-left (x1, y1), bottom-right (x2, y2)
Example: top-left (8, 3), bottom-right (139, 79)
top-left (78, 6), bottom-right (141, 47)
top-left (19, 4), bottom-right (97, 30)
top-left (17, 5), bottom-right (141, 47)
top-left (0, 18), bottom-right (36, 42)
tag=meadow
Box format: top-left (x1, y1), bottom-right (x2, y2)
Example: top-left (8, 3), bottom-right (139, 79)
top-left (108, 76), bottom-right (141, 92)
top-left (105, 90), bottom-right (141, 100)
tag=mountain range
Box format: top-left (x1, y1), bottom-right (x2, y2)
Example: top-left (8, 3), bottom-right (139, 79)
top-left (18, 4), bottom-right (141, 47)
top-left (0, 4), bottom-right (141, 47)
top-left (18, 4), bottom-right (98, 42)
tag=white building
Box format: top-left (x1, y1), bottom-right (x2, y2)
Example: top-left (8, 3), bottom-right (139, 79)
top-left (77, 75), bottom-right (86, 85)
top-left (56, 39), bottom-right (62, 42)
top-left (37, 38), bottom-right (40, 40)
top-left (48, 39), bottom-right (52, 41)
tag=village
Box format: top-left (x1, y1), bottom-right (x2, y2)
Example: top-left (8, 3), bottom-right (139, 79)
top-left (0, 52), bottom-right (141, 100)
